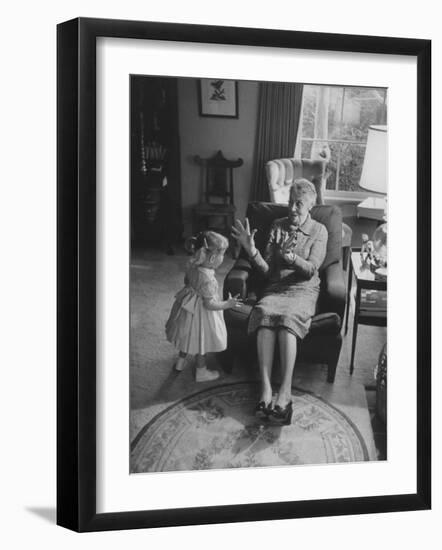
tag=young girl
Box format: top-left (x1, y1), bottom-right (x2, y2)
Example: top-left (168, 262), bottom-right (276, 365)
top-left (165, 231), bottom-right (242, 382)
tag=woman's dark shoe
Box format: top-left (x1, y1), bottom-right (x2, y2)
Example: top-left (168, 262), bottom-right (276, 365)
top-left (270, 401), bottom-right (293, 425)
top-left (255, 401), bottom-right (272, 419)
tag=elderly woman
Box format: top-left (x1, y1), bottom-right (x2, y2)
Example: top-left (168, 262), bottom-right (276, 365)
top-left (231, 178), bottom-right (328, 423)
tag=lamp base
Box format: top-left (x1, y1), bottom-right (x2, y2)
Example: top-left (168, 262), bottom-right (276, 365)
top-left (357, 196), bottom-right (387, 221)
top-left (374, 266), bottom-right (387, 281)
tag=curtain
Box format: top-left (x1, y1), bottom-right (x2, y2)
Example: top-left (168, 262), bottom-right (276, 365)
top-left (251, 82), bottom-right (304, 201)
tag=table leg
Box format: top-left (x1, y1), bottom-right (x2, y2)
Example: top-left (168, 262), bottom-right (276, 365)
top-left (350, 285), bottom-right (361, 375)
top-left (345, 256), bottom-right (353, 334)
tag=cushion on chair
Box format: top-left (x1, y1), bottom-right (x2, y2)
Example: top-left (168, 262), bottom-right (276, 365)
top-left (245, 202), bottom-right (342, 271)
top-left (224, 303), bottom-right (341, 336)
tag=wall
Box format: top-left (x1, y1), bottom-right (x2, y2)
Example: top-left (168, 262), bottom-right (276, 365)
top-left (178, 78), bottom-right (259, 236)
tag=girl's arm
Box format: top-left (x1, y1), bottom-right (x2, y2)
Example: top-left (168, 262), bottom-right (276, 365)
top-left (199, 275), bottom-right (242, 311)
top-left (203, 293), bottom-right (241, 311)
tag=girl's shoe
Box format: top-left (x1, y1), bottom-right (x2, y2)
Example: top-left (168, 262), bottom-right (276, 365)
top-left (195, 367), bottom-right (220, 382)
top-left (270, 401), bottom-right (293, 425)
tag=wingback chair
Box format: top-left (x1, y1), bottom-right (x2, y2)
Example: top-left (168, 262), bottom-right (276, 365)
top-left (266, 158), bottom-right (328, 204)
top-left (222, 202), bottom-right (346, 383)
top-left (266, 157), bottom-right (352, 268)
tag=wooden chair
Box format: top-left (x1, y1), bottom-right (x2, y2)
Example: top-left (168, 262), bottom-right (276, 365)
top-left (193, 151), bottom-right (243, 247)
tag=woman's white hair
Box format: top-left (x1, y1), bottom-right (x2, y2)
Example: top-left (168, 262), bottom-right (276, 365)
top-left (290, 178), bottom-right (317, 205)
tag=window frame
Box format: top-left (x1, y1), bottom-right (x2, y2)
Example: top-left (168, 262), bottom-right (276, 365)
top-left (296, 84), bottom-right (388, 202)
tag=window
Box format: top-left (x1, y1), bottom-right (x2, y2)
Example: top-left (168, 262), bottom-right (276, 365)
top-left (297, 85), bottom-right (387, 194)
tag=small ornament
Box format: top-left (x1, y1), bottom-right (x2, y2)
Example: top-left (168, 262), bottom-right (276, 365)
top-left (360, 234), bottom-right (374, 263)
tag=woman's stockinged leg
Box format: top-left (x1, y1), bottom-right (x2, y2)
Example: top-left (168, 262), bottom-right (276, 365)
top-left (257, 328), bottom-right (276, 404)
top-left (276, 329), bottom-right (297, 408)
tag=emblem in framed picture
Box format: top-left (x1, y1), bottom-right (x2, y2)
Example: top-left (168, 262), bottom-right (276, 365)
top-left (198, 78), bottom-right (238, 118)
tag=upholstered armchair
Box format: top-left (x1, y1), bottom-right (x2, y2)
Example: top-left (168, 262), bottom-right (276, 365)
top-left (266, 158), bottom-right (352, 268)
top-left (266, 158), bottom-right (328, 204)
top-left (222, 202), bottom-right (346, 383)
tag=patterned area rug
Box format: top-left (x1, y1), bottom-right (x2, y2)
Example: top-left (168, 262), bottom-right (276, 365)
top-left (131, 382), bottom-right (369, 473)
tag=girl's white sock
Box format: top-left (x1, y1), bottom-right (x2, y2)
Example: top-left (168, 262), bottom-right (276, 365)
top-left (174, 356), bottom-right (187, 372)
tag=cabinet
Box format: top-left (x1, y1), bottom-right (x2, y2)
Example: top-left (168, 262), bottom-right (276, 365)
top-left (130, 76), bottom-right (183, 252)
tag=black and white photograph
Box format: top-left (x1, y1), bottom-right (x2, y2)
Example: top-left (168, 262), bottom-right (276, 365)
top-left (129, 76), bottom-right (388, 474)
top-left (1, 0), bottom-right (438, 544)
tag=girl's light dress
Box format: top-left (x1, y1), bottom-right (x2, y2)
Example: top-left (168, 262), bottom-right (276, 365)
top-left (165, 263), bottom-right (227, 355)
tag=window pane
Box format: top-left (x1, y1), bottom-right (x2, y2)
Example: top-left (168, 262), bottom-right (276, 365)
top-left (325, 142), bottom-right (340, 190)
top-left (328, 87), bottom-right (344, 140)
top-left (342, 87), bottom-right (387, 142)
top-left (301, 85), bottom-right (317, 139)
top-left (301, 140), bottom-right (313, 158)
top-left (338, 143), bottom-right (366, 191)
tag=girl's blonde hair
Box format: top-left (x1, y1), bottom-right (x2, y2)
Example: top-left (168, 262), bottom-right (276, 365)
top-left (185, 231), bottom-right (229, 266)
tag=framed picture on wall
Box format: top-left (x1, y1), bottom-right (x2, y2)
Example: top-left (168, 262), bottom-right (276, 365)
top-left (57, 17), bottom-right (431, 533)
top-left (198, 78), bottom-right (238, 118)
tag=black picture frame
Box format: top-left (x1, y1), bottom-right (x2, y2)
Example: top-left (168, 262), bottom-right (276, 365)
top-left (57, 17), bottom-right (431, 532)
top-left (198, 78), bottom-right (239, 118)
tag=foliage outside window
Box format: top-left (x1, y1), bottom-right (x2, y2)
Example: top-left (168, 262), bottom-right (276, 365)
top-left (297, 85), bottom-right (387, 193)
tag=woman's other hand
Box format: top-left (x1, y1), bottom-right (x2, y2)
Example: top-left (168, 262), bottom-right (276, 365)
top-left (279, 236), bottom-right (297, 264)
top-left (231, 218), bottom-right (257, 256)
top-left (281, 250), bottom-right (296, 264)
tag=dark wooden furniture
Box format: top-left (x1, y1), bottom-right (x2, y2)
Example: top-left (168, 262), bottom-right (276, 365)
top-left (130, 76), bottom-right (182, 252)
top-left (345, 251), bottom-right (387, 374)
top-left (193, 150), bottom-right (243, 246)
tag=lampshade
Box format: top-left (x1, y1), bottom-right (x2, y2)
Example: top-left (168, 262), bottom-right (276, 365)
top-left (359, 125), bottom-right (388, 194)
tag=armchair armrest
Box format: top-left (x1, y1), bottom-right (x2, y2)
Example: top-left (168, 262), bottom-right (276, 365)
top-left (223, 258), bottom-right (253, 300)
top-left (321, 261), bottom-right (346, 320)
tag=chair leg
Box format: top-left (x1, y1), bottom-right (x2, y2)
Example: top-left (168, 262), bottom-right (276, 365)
top-left (326, 335), bottom-right (343, 383)
top-left (219, 348), bottom-right (235, 374)
top-left (350, 315), bottom-right (359, 375)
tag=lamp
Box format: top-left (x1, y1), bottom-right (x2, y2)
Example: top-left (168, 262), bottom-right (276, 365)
top-left (359, 125), bottom-right (388, 278)
top-left (359, 125), bottom-right (387, 194)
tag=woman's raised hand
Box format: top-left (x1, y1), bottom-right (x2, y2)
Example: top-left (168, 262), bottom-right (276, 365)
top-left (231, 218), bottom-right (257, 256)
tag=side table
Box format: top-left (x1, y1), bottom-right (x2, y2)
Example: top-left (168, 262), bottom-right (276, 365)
top-left (345, 252), bottom-right (387, 374)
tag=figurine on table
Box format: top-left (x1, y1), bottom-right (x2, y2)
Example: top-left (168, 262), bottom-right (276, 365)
top-left (360, 234), bottom-right (375, 264)
top-left (360, 233), bottom-right (387, 279)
